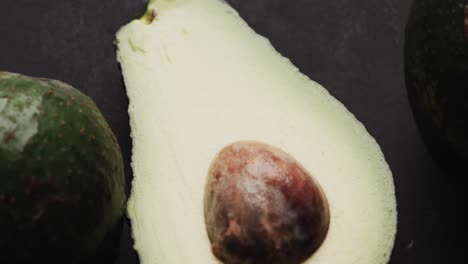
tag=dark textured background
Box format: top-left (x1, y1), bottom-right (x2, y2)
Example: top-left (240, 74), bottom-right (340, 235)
top-left (0, 0), bottom-right (458, 263)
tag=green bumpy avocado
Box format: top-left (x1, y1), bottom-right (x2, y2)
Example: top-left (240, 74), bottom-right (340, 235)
top-left (405, 0), bottom-right (468, 174)
top-left (0, 71), bottom-right (126, 263)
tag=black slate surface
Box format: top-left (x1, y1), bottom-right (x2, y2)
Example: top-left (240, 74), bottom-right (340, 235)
top-left (0, 0), bottom-right (459, 263)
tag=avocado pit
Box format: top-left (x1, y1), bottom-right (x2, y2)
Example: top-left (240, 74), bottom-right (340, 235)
top-left (204, 141), bottom-right (330, 264)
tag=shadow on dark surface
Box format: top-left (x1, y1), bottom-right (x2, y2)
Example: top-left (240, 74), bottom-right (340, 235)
top-left (87, 217), bottom-right (124, 264)
top-left (0, 218), bottom-right (124, 264)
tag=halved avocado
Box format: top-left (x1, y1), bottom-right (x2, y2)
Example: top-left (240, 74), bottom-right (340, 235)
top-left (0, 72), bottom-right (126, 263)
top-left (116, 0), bottom-right (397, 263)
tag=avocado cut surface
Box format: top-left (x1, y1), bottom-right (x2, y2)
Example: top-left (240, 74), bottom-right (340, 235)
top-left (0, 71), bottom-right (126, 263)
top-left (116, 0), bottom-right (397, 263)
top-left (404, 0), bottom-right (468, 174)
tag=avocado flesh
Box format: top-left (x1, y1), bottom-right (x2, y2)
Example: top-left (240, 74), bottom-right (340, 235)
top-left (0, 72), bottom-right (126, 263)
top-left (116, 0), bottom-right (397, 263)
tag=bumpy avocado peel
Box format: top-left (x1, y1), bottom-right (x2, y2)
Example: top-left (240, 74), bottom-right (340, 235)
top-left (405, 0), bottom-right (468, 173)
top-left (0, 71), bottom-right (126, 263)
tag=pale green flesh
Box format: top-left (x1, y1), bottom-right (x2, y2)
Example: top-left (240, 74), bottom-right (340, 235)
top-left (116, 0), bottom-right (397, 263)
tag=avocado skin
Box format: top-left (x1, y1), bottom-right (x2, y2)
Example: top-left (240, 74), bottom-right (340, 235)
top-left (0, 72), bottom-right (126, 263)
top-left (404, 0), bottom-right (468, 174)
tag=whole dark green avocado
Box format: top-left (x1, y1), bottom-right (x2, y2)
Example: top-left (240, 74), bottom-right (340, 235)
top-left (0, 71), bottom-right (126, 263)
top-left (404, 0), bottom-right (468, 174)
